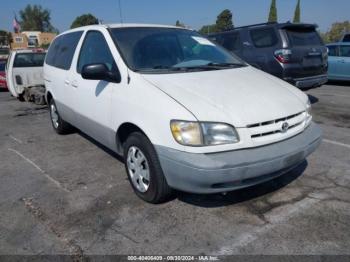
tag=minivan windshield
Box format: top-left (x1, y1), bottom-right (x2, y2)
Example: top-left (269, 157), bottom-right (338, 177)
top-left (110, 27), bottom-right (246, 73)
top-left (286, 29), bottom-right (322, 46)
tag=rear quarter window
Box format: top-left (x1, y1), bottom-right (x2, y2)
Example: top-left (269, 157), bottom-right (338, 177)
top-left (327, 45), bottom-right (338, 57)
top-left (342, 34), bottom-right (350, 42)
top-left (250, 27), bottom-right (278, 48)
top-left (13, 53), bottom-right (46, 68)
top-left (215, 32), bottom-right (242, 51)
top-left (45, 31), bottom-right (83, 70)
top-left (286, 29), bottom-right (322, 46)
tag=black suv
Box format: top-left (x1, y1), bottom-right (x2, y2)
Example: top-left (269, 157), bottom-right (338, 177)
top-left (209, 22), bottom-right (328, 89)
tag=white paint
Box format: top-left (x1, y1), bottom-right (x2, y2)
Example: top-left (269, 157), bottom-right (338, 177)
top-left (323, 139), bottom-right (350, 150)
top-left (9, 135), bottom-right (23, 144)
top-left (216, 197), bottom-right (320, 255)
top-left (8, 148), bottom-right (70, 193)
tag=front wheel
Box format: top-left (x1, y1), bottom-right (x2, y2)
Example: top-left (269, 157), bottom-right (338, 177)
top-left (123, 132), bottom-right (173, 203)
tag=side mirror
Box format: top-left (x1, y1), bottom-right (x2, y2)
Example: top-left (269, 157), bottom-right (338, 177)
top-left (81, 63), bottom-right (121, 83)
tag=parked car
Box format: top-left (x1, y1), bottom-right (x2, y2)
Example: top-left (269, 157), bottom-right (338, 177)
top-left (327, 42), bottom-right (350, 81)
top-left (209, 22), bottom-right (328, 89)
top-left (341, 33), bottom-right (350, 42)
top-left (44, 24), bottom-right (322, 203)
top-left (0, 59), bottom-right (7, 90)
top-left (6, 49), bottom-right (47, 104)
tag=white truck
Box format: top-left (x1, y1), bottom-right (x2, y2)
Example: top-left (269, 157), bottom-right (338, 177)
top-left (6, 49), bottom-right (47, 105)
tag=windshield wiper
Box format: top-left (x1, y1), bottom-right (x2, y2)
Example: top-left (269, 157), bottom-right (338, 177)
top-left (136, 63), bottom-right (244, 73)
top-left (152, 65), bottom-right (218, 72)
top-left (206, 62), bottom-right (246, 68)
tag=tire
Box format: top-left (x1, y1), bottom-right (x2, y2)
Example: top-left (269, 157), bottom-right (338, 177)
top-left (17, 93), bottom-right (25, 102)
top-left (123, 132), bottom-right (173, 204)
top-left (49, 99), bottom-right (73, 135)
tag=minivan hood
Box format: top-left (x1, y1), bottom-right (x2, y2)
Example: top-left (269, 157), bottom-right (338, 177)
top-left (142, 66), bottom-right (307, 127)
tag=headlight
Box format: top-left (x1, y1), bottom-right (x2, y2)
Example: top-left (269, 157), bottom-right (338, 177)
top-left (170, 121), bottom-right (202, 146)
top-left (170, 120), bottom-right (239, 146)
top-left (201, 123), bottom-right (239, 145)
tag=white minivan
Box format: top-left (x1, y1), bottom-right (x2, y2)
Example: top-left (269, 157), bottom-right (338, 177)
top-left (44, 24), bottom-right (322, 203)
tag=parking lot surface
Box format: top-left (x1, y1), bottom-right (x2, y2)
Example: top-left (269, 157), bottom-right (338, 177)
top-left (0, 83), bottom-right (349, 256)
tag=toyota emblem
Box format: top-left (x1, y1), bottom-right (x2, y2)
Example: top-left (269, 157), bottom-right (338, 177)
top-left (281, 122), bottom-right (289, 132)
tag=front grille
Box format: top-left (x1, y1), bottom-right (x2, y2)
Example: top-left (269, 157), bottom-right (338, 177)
top-left (247, 111), bottom-right (306, 139)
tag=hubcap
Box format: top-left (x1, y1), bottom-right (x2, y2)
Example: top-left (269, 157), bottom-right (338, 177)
top-left (50, 104), bottom-right (59, 128)
top-left (126, 146), bottom-right (150, 193)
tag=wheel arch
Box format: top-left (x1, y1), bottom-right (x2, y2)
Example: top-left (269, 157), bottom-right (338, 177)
top-left (46, 91), bottom-right (53, 104)
top-left (116, 122), bottom-right (150, 154)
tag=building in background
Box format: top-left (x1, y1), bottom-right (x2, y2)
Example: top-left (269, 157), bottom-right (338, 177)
top-left (10, 31), bottom-right (56, 50)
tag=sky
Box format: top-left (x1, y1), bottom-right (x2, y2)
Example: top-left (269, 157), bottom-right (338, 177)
top-left (0, 0), bottom-right (349, 33)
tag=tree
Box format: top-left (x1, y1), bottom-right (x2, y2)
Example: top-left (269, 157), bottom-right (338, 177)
top-left (268, 0), bottom-right (278, 23)
top-left (320, 21), bottom-right (350, 43)
top-left (216, 9), bottom-right (234, 32)
top-left (198, 24), bottom-right (218, 35)
top-left (293, 0), bottom-right (301, 23)
top-left (175, 20), bottom-right (185, 28)
top-left (71, 14), bottom-right (99, 29)
top-left (198, 9), bottom-right (234, 35)
top-left (19, 4), bottom-right (56, 32)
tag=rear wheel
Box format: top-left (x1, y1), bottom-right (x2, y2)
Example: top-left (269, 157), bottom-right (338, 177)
top-left (17, 93), bottom-right (25, 102)
top-left (49, 99), bottom-right (73, 135)
top-left (123, 132), bottom-right (173, 203)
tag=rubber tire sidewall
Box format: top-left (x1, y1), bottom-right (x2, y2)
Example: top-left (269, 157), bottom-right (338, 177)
top-left (123, 132), bottom-right (173, 204)
top-left (49, 99), bottom-right (72, 135)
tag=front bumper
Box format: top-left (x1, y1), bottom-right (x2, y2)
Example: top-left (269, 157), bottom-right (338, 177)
top-left (156, 122), bottom-right (322, 194)
top-left (285, 74), bottom-right (328, 89)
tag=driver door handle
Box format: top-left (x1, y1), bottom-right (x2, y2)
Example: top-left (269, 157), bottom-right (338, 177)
top-left (71, 80), bottom-right (78, 88)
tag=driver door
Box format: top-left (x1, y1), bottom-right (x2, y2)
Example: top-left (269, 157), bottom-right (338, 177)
top-left (71, 30), bottom-right (120, 147)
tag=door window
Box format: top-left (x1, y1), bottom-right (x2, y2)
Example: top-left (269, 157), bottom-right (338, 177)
top-left (77, 31), bottom-right (117, 74)
top-left (339, 46), bottom-right (350, 57)
top-left (250, 27), bottom-right (278, 48)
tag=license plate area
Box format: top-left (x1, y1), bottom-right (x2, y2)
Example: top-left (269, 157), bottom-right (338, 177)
top-left (303, 57), bottom-right (322, 67)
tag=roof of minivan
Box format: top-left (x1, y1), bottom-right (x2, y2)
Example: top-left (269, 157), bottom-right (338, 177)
top-left (59, 23), bottom-right (189, 36)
